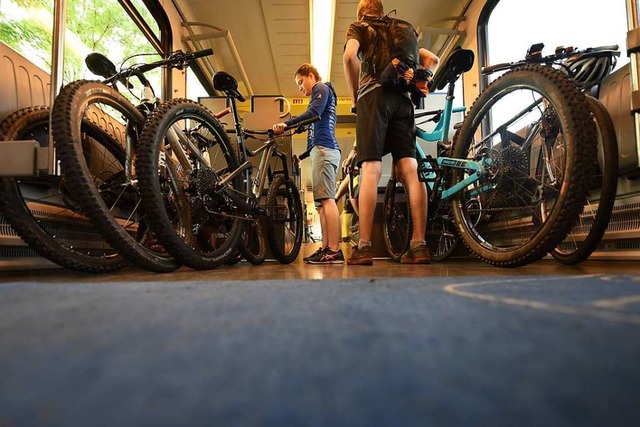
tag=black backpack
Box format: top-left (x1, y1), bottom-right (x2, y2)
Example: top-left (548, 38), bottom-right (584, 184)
top-left (360, 15), bottom-right (429, 106)
top-left (359, 15), bottom-right (420, 79)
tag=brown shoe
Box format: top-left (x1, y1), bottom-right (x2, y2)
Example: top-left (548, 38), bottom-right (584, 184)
top-left (400, 244), bottom-right (431, 264)
top-left (348, 246), bottom-right (373, 265)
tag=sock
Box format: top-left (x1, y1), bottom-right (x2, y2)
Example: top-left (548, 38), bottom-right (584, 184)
top-left (358, 240), bottom-right (371, 250)
top-left (410, 240), bottom-right (426, 249)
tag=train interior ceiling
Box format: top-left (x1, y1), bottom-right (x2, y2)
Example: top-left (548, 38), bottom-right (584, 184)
top-left (1, 0), bottom-right (639, 269)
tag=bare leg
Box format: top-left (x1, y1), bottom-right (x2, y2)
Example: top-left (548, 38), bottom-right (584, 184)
top-left (396, 157), bottom-right (427, 242)
top-left (320, 198), bottom-right (341, 251)
top-left (357, 160), bottom-right (382, 246)
top-left (335, 175), bottom-right (349, 202)
top-left (317, 206), bottom-right (327, 248)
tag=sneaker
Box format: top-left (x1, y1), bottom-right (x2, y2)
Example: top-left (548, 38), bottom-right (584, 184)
top-left (308, 248), bottom-right (345, 264)
top-left (347, 246), bottom-right (373, 265)
top-left (304, 246), bottom-right (326, 263)
top-left (400, 244), bottom-right (431, 264)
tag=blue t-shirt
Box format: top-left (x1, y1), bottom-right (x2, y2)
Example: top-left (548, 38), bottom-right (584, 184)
top-left (285, 81), bottom-right (340, 159)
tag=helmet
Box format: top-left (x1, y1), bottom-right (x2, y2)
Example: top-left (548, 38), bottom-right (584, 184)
top-left (564, 50), bottom-right (618, 89)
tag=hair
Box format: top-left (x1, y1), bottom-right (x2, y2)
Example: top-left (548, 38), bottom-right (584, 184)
top-left (294, 63), bottom-right (321, 81)
top-left (357, 0), bottom-right (384, 20)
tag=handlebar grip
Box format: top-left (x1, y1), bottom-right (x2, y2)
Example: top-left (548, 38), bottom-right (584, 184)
top-left (285, 116), bottom-right (320, 131)
top-left (482, 62), bottom-right (513, 75)
top-left (214, 107), bottom-right (231, 119)
top-left (190, 48), bottom-right (213, 59)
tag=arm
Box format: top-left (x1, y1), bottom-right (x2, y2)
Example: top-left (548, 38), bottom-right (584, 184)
top-left (343, 38), bottom-right (361, 110)
top-left (420, 48), bottom-right (440, 74)
top-left (287, 84), bottom-right (330, 125)
top-left (417, 48), bottom-right (440, 95)
top-left (273, 84), bottom-right (330, 134)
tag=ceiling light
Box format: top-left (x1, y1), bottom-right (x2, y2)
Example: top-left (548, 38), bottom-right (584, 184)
top-left (310, 0), bottom-right (336, 82)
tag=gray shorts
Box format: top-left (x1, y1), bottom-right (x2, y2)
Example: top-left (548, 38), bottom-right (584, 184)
top-left (311, 146), bottom-right (341, 202)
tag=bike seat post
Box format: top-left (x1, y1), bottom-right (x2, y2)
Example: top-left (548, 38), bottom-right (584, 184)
top-left (228, 96), bottom-right (247, 156)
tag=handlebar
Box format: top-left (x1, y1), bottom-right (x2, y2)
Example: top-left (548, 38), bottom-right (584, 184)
top-left (286, 116), bottom-right (320, 131)
top-left (482, 44), bottom-right (620, 76)
top-left (104, 49), bottom-right (213, 85)
top-left (244, 116), bottom-right (321, 137)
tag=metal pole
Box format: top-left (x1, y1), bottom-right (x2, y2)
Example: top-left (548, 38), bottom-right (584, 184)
top-left (626, 0), bottom-right (640, 168)
top-left (49, 0), bottom-right (66, 174)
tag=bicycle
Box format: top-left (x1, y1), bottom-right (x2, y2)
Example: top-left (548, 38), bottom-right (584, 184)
top-left (383, 47), bottom-right (472, 262)
top-left (482, 43), bottom-right (620, 265)
top-left (135, 71), bottom-right (317, 270)
top-left (51, 49), bottom-right (214, 272)
top-left (384, 45), bottom-right (598, 267)
top-left (0, 106), bottom-right (126, 273)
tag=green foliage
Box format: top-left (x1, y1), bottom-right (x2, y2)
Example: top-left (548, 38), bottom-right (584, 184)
top-left (1, 0), bottom-right (158, 81)
top-left (66, 0), bottom-right (155, 61)
top-left (0, 11), bottom-right (52, 71)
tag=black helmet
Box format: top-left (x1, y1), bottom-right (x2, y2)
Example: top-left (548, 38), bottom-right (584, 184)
top-left (564, 50), bottom-right (618, 89)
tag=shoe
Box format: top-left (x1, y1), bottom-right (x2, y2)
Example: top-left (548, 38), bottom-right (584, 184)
top-left (347, 246), bottom-right (373, 265)
top-left (400, 244), bottom-right (431, 264)
top-left (308, 248), bottom-right (345, 264)
top-left (304, 246), bottom-right (326, 263)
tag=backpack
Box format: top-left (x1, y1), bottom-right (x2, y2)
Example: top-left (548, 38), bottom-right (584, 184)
top-left (359, 15), bottom-right (420, 79)
top-left (360, 15), bottom-right (429, 106)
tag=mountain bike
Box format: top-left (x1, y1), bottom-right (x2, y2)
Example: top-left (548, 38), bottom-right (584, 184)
top-left (0, 106), bottom-right (126, 273)
top-left (51, 49), bottom-right (213, 272)
top-left (385, 46), bottom-right (597, 267)
top-left (482, 43), bottom-right (619, 265)
top-left (135, 71), bottom-right (316, 269)
top-left (383, 47), bottom-right (472, 262)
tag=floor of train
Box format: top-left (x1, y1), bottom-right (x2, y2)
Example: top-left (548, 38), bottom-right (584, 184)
top-left (2, 243), bottom-right (640, 426)
top-left (1, 242), bottom-right (638, 282)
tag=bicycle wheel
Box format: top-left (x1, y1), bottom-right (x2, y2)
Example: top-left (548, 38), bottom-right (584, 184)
top-left (383, 177), bottom-right (411, 261)
top-left (450, 65), bottom-right (596, 267)
top-left (551, 95), bottom-right (618, 264)
top-left (0, 106), bottom-right (126, 273)
top-left (52, 80), bottom-right (179, 272)
top-left (238, 219), bottom-right (267, 265)
top-left (426, 202), bottom-right (460, 262)
top-left (265, 175), bottom-right (303, 263)
top-left (136, 99), bottom-right (243, 270)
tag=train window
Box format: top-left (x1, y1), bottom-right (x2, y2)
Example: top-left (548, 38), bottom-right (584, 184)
top-left (481, 0), bottom-right (627, 130)
top-left (486, 0), bottom-right (627, 71)
top-left (187, 69), bottom-right (208, 101)
top-left (1, 0), bottom-right (163, 99)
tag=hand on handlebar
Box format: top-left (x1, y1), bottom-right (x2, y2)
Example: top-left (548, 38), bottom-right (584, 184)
top-left (272, 122), bottom-right (287, 135)
top-left (343, 148), bottom-right (357, 176)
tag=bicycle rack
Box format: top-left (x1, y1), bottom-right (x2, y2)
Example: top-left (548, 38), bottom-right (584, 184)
top-left (0, 141), bottom-right (48, 177)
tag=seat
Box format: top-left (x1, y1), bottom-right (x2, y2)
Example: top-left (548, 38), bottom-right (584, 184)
top-left (213, 71), bottom-right (246, 102)
top-left (429, 48), bottom-right (475, 91)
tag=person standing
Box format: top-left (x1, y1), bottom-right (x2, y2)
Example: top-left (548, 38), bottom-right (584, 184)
top-left (342, 0), bottom-right (439, 265)
top-left (273, 63), bottom-right (344, 264)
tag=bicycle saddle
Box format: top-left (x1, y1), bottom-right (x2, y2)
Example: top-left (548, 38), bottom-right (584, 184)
top-left (429, 48), bottom-right (475, 91)
top-left (213, 71), bottom-right (246, 102)
top-left (85, 52), bottom-right (133, 89)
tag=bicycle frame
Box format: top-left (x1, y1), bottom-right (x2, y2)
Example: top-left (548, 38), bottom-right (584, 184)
top-left (413, 100), bottom-right (492, 203)
top-left (226, 96), bottom-right (291, 209)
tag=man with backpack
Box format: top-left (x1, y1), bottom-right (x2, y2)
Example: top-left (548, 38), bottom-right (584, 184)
top-left (343, 0), bottom-right (439, 265)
